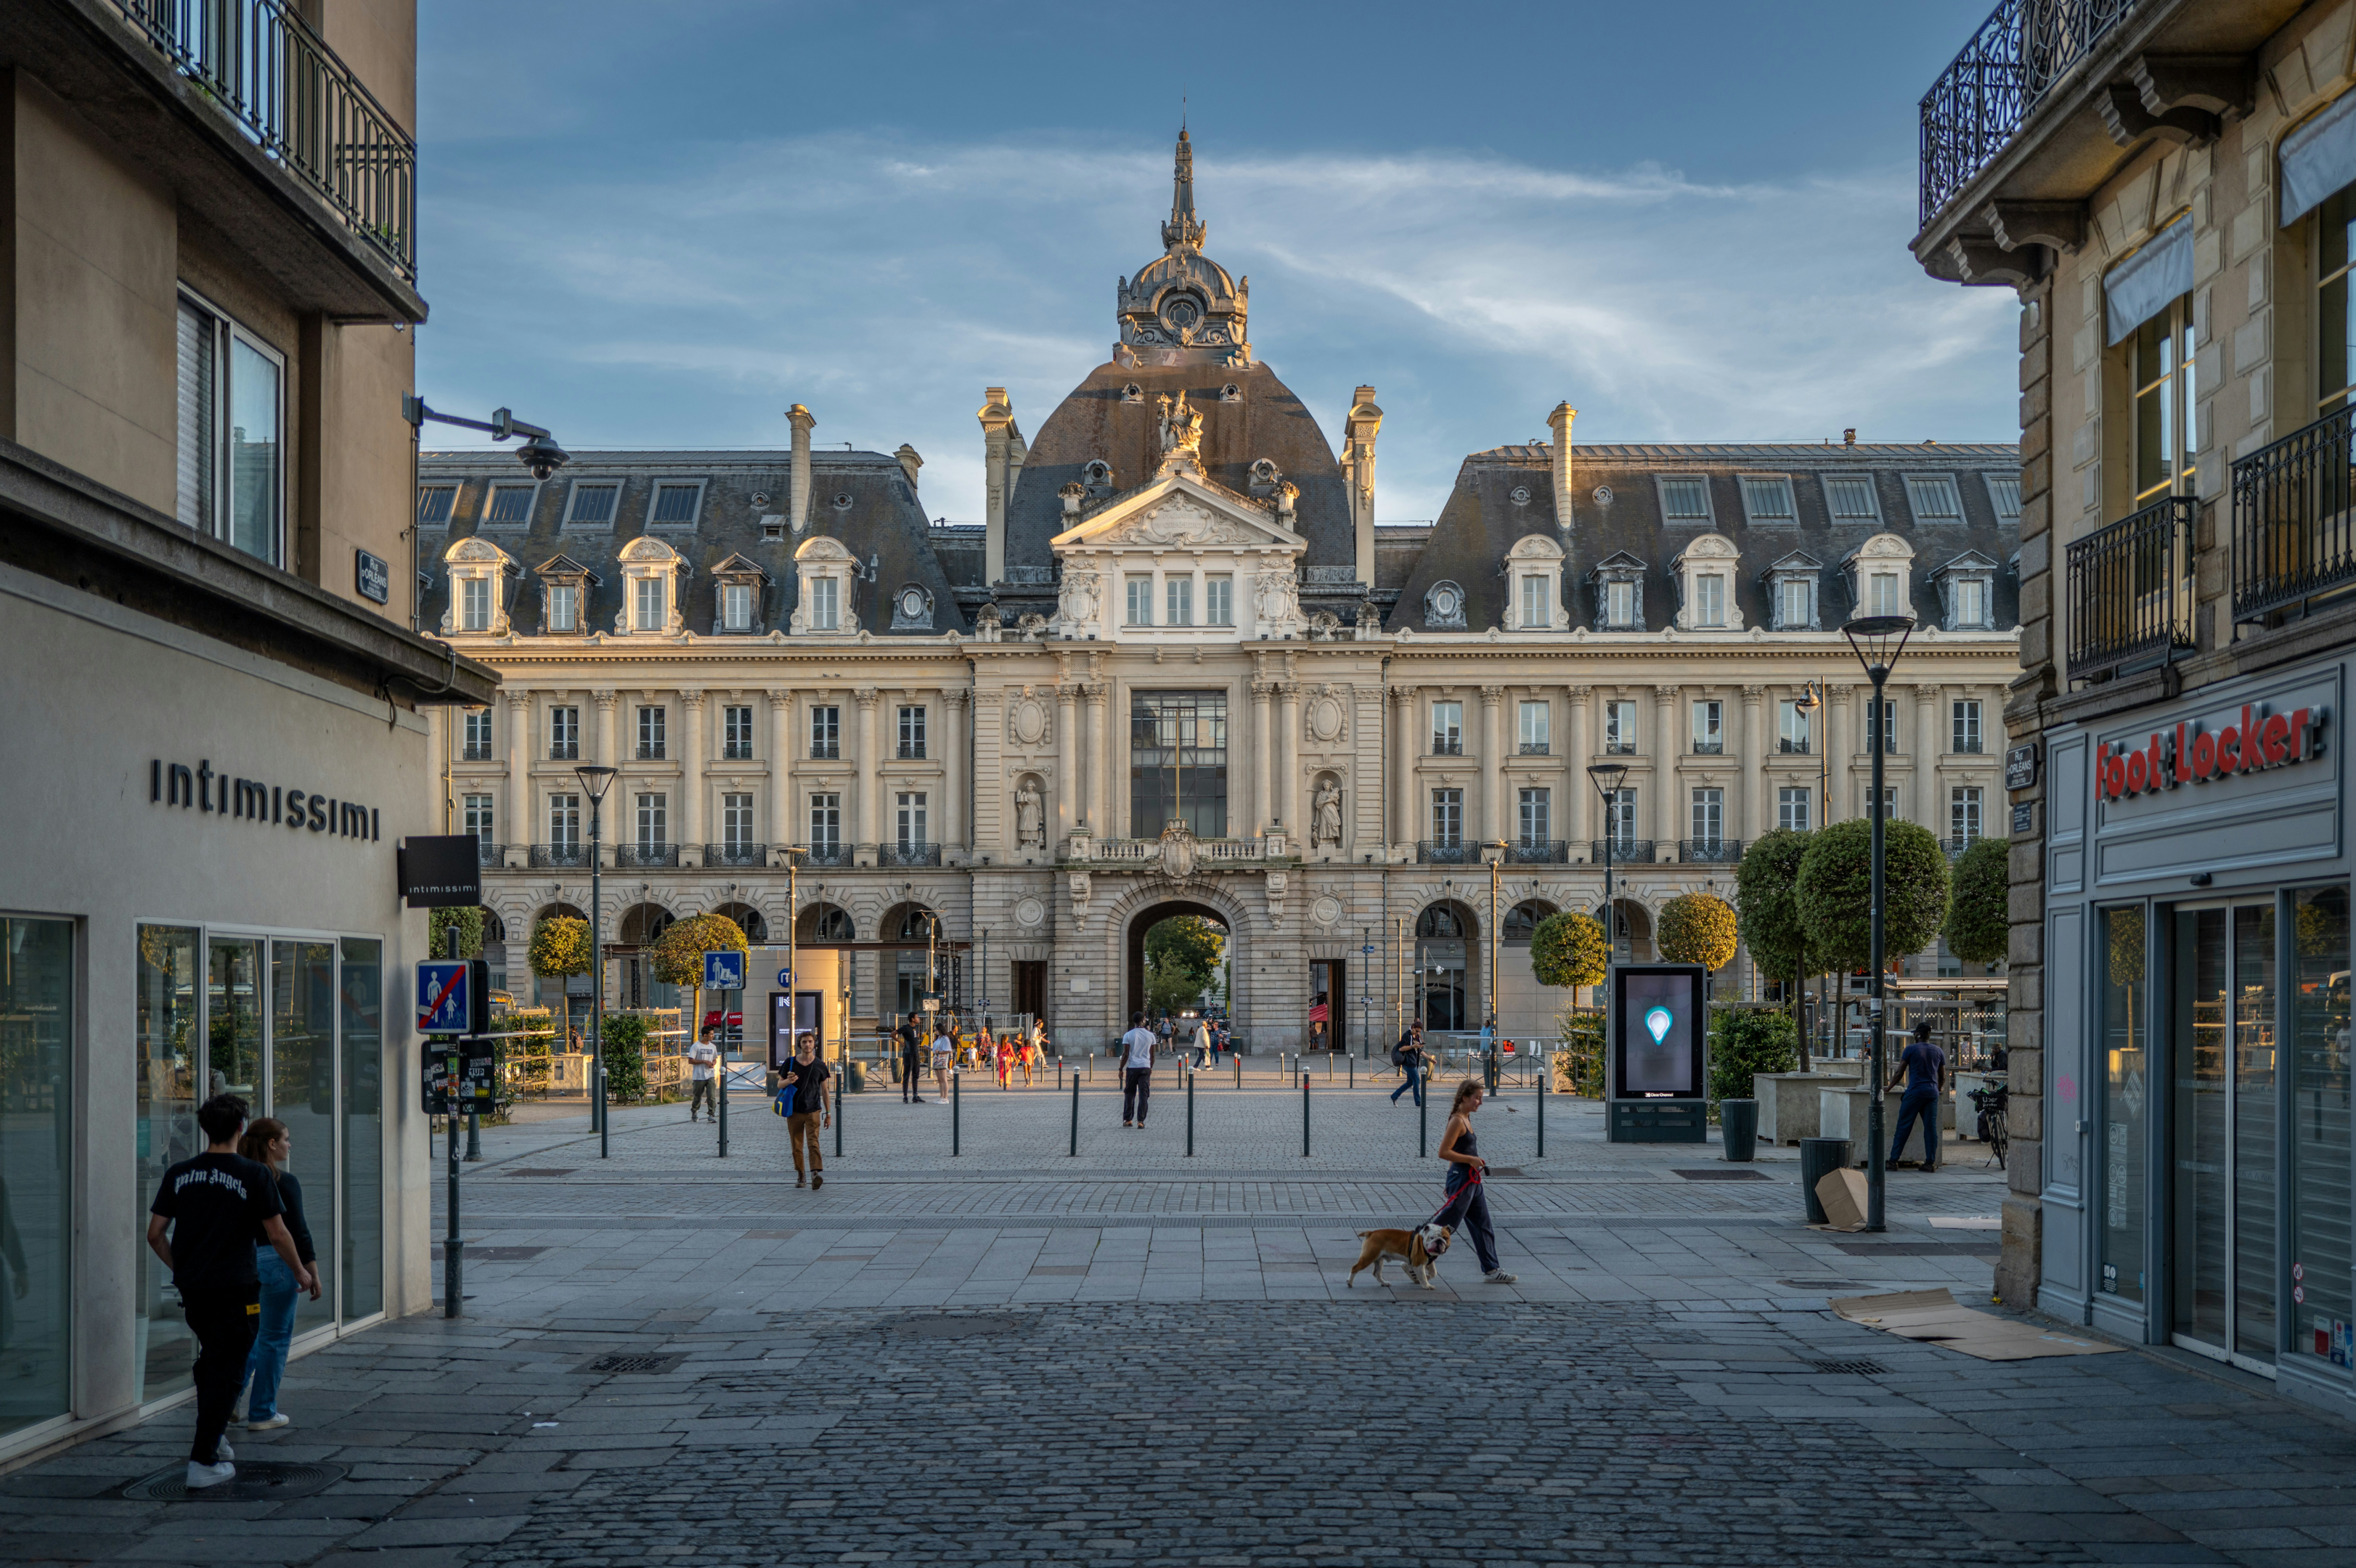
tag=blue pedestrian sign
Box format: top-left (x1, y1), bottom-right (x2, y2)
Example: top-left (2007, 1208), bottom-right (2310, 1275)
top-left (416, 960), bottom-right (470, 1034)
top-left (704, 950), bottom-right (746, 992)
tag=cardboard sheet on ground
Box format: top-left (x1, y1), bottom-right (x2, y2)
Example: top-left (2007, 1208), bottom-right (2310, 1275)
top-left (1829, 1288), bottom-right (2124, 1361)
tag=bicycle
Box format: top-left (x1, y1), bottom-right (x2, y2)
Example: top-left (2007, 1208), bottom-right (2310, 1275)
top-left (1968, 1074), bottom-right (2009, 1168)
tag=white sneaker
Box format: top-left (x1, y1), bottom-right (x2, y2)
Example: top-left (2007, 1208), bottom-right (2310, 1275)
top-left (246, 1413), bottom-right (290, 1431)
top-left (184, 1460), bottom-right (236, 1490)
top-left (1483, 1269), bottom-right (1519, 1284)
top-left (215, 1438), bottom-right (233, 1460)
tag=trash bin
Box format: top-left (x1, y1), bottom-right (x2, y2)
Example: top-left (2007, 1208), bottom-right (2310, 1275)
top-left (1719, 1098), bottom-right (1758, 1162)
top-left (1799, 1135), bottom-right (1848, 1224)
top-left (846, 1059), bottom-right (867, 1093)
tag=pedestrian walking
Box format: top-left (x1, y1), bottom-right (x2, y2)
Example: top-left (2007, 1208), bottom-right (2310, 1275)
top-left (1886, 1018), bottom-right (1948, 1171)
top-left (1390, 1029), bottom-right (1426, 1107)
top-left (780, 1032), bottom-right (831, 1188)
top-left (897, 1013), bottom-right (927, 1103)
top-left (1191, 1015), bottom-right (1212, 1069)
top-left (1120, 1012), bottom-right (1157, 1127)
top-left (144, 1094), bottom-right (314, 1490)
top-left (232, 1116), bottom-right (319, 1431)
top-left (1433, 1079), bottom-right (1516, 1283)
top-left (931, 1018), bottom-right (955, 1101)
top-left (995, 1029), bottom-right (1016, 1089)
top-left (688, 1028), bottom-right (721, 1122)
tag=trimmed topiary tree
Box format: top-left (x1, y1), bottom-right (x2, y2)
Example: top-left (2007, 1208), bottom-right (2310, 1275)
top-left (1737, 828), bottom-right (1817, 1066)
top-left (649, 912), bottom-right (750, 987)
top-left (1795, 817), bottom-right (1952, 973)
top-left (428, 905), bottom-right (485, 960)
top-left (1708, 1006), bottom-right (1798, 1103)
top-left (528, 915), bottom-right (591, 980)
top-left (1944, 836), bottom-right (2010, 967)
top-left (1658, 893), bottom-right (1739, 972)
top-left (600, 1011), bottom-right (648, 1102)
top-left (1530, 910), bottom-right (1608, 990)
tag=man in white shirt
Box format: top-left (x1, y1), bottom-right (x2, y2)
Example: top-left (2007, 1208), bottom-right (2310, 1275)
top-left (1191, 1016), bottom-right (1212, 1069)
top-left (687, 1029), bottom-right (720, 1122)
top-left (1120, 1012), bottom-right (1157, 1128)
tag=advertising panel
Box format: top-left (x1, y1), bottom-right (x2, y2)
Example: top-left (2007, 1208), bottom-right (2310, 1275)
top-left (1611, 964), bottom-right (1706, 1099)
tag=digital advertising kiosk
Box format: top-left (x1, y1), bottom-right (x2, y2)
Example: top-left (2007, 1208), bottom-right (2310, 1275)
top-left (1605, 962), bottom-right (1708, 1143)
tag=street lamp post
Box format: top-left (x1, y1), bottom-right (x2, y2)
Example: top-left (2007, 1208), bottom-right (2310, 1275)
top-left (1841, 613), bottom-right (1916, 1236)
top-left (1587, 762), bottom-right (1631, 1095)
top-left (574, 764), bottom-right (618, 1159)
top-left (1483, 840), bottom-right (1507, 1085)
top-left (1793, 679), bottom-right (1831, 1069)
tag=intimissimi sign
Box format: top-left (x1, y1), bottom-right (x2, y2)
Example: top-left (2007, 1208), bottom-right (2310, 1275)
top-left (2095, 701), bottom-right (2330, 803)
top-left (151, 758), bottom-right (381, 841)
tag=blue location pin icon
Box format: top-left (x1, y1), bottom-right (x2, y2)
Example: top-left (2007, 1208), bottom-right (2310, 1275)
top-left (1644, 1005), bottom-right (1673, 1045)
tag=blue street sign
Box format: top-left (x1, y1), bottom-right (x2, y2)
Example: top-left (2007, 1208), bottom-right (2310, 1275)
top-left (416, 960), bottom-right (469, 1034)
top-left (704, 950), bottom-right (746, 992)
top-left (777, 968), bottom-right (794, 988)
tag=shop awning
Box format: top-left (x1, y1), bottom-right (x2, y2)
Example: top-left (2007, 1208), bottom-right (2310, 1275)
top-left (2282, 89), bottom-right (2356, 227)
top-left (2105, 213), bottom-right (2193, 346)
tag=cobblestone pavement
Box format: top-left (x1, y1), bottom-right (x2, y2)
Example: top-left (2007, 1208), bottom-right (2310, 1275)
top-left (12, 1081), bottom-right (2353, 1566)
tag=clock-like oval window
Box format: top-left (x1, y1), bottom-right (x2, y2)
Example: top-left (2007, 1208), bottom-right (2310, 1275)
top-left (1433, 588), bottom-right (1459, 617)
top-left (900, 589), bottom-right (925, 618)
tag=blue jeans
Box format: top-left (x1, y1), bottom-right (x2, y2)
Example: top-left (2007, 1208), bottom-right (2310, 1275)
top-left (242, 1246), bottom-right (299, 1419)
top-left (1888, 1087), bottom-right (1941, 1167)
top-left (1391, 1063), bottom-right (1423, 1106)
top-left (1435, 1167), bottom-right (1500, 1273)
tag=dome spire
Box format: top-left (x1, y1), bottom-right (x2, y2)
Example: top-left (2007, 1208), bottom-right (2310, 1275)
top-left (1162, 124), bottom-right (1206, 253)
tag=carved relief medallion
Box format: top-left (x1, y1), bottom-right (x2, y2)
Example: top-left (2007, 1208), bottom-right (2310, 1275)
top-left (1014, 897), bottom-right (1046, 928)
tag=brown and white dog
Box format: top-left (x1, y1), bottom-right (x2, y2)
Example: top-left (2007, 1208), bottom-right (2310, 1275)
top-left (1347, 1222), bottom-right (1452, 1288)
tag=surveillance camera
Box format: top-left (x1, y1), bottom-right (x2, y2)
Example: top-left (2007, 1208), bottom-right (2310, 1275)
top-left (516, 434), bottom-right (568, 481)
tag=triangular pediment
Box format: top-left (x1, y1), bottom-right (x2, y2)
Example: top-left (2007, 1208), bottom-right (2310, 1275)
top-left (534, 552), bottom-right (600, 583)
top-left (710, 552), bottom-right (770, 581)
top-left (1051, 471), bottom-right (1304, 554)
top-left (1930, 548), bottom-right (1998, 577)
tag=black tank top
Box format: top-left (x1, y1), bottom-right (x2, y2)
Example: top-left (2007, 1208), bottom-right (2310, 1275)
top-left (1451, 1122), bottom-right (1478, 1159)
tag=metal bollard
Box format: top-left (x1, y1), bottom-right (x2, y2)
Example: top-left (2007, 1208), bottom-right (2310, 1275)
top-left (836, 1061), bottom-right (844, 1157)
top-left (1349, 1055), bottom-right (1355, 1089)
top-left (1302, 1073), bottom-right (1311, 1158)
top-left (953, 1069), bottom-right (961, 1158)
top-left (1419, 1079), bottom-right (1428, 1159)
top-left (1536, 1061), bottom-right (1544, 1159)
top-left (1069, 1069), bottom-right (1079, 1157)
top-left (1234, 1053), bottom-right (1240, 1090)
top-left (1186, 1066), bottom-right (1195, 1158)
top-left (1326, 1050), bottom-right (1333, 1082)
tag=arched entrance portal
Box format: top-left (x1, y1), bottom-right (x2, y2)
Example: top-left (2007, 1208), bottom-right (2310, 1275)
top-left (1415, 900), bottom-right (1481, 1032)
top-left (1125, 902), bottom-right (1230, 1027)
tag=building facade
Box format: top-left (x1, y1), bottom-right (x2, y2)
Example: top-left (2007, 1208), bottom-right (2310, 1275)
top-left (421, 134), bottom-right (2023, 1066)
top-left (0, 1), bottom-right (494, 1465)
top-left (1914, 0), bottom-right (2356, 1414)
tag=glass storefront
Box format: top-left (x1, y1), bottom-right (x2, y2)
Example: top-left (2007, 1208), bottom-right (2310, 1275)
top-left (339, 938), bottom-right (383, 1322)
top-left (134, 925), bottom-right (200, 1401)
top-left (2289, 889), bottom-right (2352, 1374)
top-left (2168, 904), bottom-right (2277, 1367)
top-left (0, 918), bottom-right (72, 1440)
top-left (2100, 907), bottom-right (2148, 1304)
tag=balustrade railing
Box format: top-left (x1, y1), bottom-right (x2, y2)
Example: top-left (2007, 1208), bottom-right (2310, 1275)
top-left (1679, 838), bottom-right (1744, 864)
top-left (1589, 838), bottom-right (1655, 864)
top-left (2233, 403), bottom-right (2356, 620)
top-left (705, 842), bottom-right (767, 868)
top-left (529, 843), bottom-right (590, 869)
top-left (2067, 494), bottom-right (2195, 680)
top-left (616, 843), bottom-right (678, 868)
top-left (1417, 840), bottom-right (1479, 865)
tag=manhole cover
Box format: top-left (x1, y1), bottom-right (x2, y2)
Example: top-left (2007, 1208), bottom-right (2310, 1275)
top-left (883, 1315), bottom-right (1023, 1340)
top-left (122, 1460), bottom-right (346, 1503)
top-left (1671, 1168), bottom-right (1774, 1182)
top-left (579, 1352), bottom-right (688, 1375)
top-left (1806, 1359), bottom-right (1890, 1376)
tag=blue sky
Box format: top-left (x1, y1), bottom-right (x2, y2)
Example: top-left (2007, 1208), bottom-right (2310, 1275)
top-left (415, 0), bottom-right (2013, 524)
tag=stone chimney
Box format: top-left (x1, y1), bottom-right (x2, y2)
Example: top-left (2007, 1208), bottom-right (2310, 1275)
top-left (786, 404), bottom-right (816, 533)
top-left (978, 387), bottom-right (1024, 584)
top-left (1547, 401), bottom-right (1578, 532)
top-left (1340, 385), bottom-right (1382, 586)
top-left (895, 444), bottom-right (923, 493)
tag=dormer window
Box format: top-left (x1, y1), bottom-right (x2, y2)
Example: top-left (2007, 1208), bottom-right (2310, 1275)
top-left (1930, 551), bottom-right (2000, 630)
top-left (1589, 552), bottom-right (1648, 630)
top-left (1423, 580), bottom-right (1467, 629)
top-left (534, 552), bottom-right (600, 635)
top-left (438, 536), bottom-right (521, 637)
top-left (1084, 460), bottom-right (1113, 489)
top-left (648, 480), bottom-right (705, 528)
top-left (1824, 475), bottom-right (1881, 523)
top-left (1504, 534), bottom-right (1566, 630)
top-left (723, 584), bottom-right (752, 629)
top-left (890, 584), bottom-right (936, 632)
top-left (709, 553), bottom-right (771, 634)
top-left (1842, 533), bottom-right (1916, 620)
top-left (1903, 474), bottom-right (1966, 524)
top-left (613, 535), bottom-right (690, 635)
top-left (547, 583), bottom-right (579, 632)
top-left (1984, 473), bottom-right (2022, 524)
top-left (1657, 477), bottom-right (1712, 526)
top-left (481, 483), bottom-right (536, 527)
top-left (1669, 535), bottom-right (1742, 630)
top-left (810, 578), bottom-right (839, 629)
top-left (563, 480), bottom-right (620, 528)
top-left (1736, 475), bottom-right (1796, 526)
top-left (791, 535), bottom-right (861, 636)
top-left (416, 484), bottom-right (456, 528)
top-left (1762, 552), bottom-right (1824, 631)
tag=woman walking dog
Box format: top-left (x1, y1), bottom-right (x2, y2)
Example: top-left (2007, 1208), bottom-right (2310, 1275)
top-left (1433, 1079), bottom-right (1516, 1284)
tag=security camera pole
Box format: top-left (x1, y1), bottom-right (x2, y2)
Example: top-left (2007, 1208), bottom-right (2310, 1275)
top-left (401, 398), bottom-right (569, 633)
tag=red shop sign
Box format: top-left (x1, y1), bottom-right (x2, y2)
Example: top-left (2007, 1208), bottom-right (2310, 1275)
top-left (2095, 702), bottom-right (2331, 804)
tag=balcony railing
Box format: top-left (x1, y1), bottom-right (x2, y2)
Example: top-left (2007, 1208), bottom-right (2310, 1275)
top-left (529, 843), bottom-right (591, 868)
top-left (1086, 838), bottom-right (1275, 863)
top-left (1501, 839), bottom-right (1570, 865)
top-left (1692, 740), bottom-right (1724, 755)
top-left (616, 843), bottom-right (677, 868)
top-left (549, 743), bottom-right (579, 761)
top-left (1517, 742), bottom-right (1551, 756)
top-left (2068, 494), bottom-right (2194, 681)
top-left (1918, 0), bottom-right (2148, 226)
top-left (897, 743), bottom-right (927, 759)
top-left (460, 742), bottom-right (492, 761)
top-left (1679, 838), bottom-right (1745, 864)
top-left (1431, 740), bottom-right (1464, 756)
top-left (1417, 840), bottom-right (1479, 865)
top-left (801, 844), bottom-right (854, 867)
top-left (636, 743), bottom-right (666, 760)
top-left (810, 743), bottom-right (840, 759)
top-left (706, 842), bottom-right (767, 868)
top-left (108, 0), bottom-right (417, 281)
top-left (2233, 404), bottom-right (2356, 620)
top-left (473, 839), bottom-right (502, 867)
top-left (878, 843), bottom-right (941, 867)
top-left (1589, 838), bottom-right (1655, 864)
top-left (722, 743), bottom-right (754, 761)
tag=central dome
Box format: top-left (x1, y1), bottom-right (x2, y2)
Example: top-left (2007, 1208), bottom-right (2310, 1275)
top-left (1114, 128), bottom-right (1249, 364)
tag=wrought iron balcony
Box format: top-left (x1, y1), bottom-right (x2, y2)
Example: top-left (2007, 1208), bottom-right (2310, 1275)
top-left (2068, 494), bottom-right (2194, 682)
top-left (460, 742), bottom-right (492, 761)
top-left (800, 843), bottom-right (855, 867)
top-left (1431, 740), bottom-right (1464, 756)
top-left (1679, 838), bottom-right (1745, 864)
top-left (705, 842), bottom-right (767, 868)
top-left (897, 743), bottom-right (927, 759)
top-left (473, 839), bottom-right (502, 867)
top-left (636, 743), bottom-right (666, 760)
top-left (106, 0), bottom-right (417, 281)
top-left (529, 843), bottom-right (592, 869)
top-left (2233, 404), bottom-right (2356, 621)
top-left (722, 743), bottom-right (754, 761)
top-left (1603, 743), bottom-right (1636, 756)
top-left (1516, 742), bottom-right (1551, 756)
top-left (1692, 740), bottom-right (1724, 755)
top-left (1918, 0), bottom-right (2148, 226)
top-left (1417, 840), bottom-right (1478, 865)
top-left (1500, 839), bottom-right (1570, 865)
top-left (616, 843), bottom-right (678, 868)
top-left (878, 842), bottom-right (941, 867)
top-left (1589, 838), bottom-right (1655, 864)
top-left (549, 743), bottom-right (579, 761)
top-left (810, 742), bottom-right (840, 760)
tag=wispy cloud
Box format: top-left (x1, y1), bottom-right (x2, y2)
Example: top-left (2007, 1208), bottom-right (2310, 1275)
top-left (419, 131), bottom-right (2014, 520)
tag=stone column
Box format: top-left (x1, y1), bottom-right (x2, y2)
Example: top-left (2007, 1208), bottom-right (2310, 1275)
top-left (1055, 683), bottom-right (1079, 844)
top-left (1390, 685), bottom-right (1417, 847)
top-left (1274, 682), bottom-right (1299, 836)
top-left (767, 691), bottom-right (794, 858)
top-left (505, 689), bottom-right (531, 866)
top-left (1086, 683), bottom-right (1112, 838)
top-left (1251, 678), bottom-right (1274, 836)
top-left (680, 693), bottom-right (706, 865)
top-left (1915, 685), bottom-right (1943, 829)
top-left (1478, 685), bottom-right (1504, 845)
top-left (1565, 686), bottom-right (1591, 846)
top-left (593, 690), bottom-right (618, 771)
top-left (943, 688), bottom-right (968, 852)
top-left (1739, 686), bottom-right (1765, 842)
top-left (854, 689), bottom-right (880, 854)
top-left (1653, 685), bottom-right (1679, 851)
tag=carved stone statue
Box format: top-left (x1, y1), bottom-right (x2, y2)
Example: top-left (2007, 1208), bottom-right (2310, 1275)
top-left (1311, 780), bottom-right (1342, 849)
top-left (1014, 782), bottom-right (1045, 849)
top-left (1053, 564), bottom-right (1102, 634)
top-left (1156, 391), bottom-right (1204, 462)
top-left (1254, 565), bottom-right (1306, 637)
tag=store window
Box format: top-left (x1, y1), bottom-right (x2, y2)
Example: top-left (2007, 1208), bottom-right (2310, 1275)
top-left (2289, 886), bottom-right (2352, 1373)
top-left (340, 938), bottom-right (383, 1323)
top-left (2099, 906), bottom-right (2149, 1304)
top-left (0, 917), bottom-right (72, 1440)
top-left (135, 925), bottom-right (201, 1400)
top-left (2171, 902), bottom-right (2280, 1366)
top-left (270, 940), bottom-right (338, 1338)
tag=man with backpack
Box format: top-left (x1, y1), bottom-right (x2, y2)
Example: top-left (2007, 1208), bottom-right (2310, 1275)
top-left (1390, 1027), bottom-right (1427, 1108)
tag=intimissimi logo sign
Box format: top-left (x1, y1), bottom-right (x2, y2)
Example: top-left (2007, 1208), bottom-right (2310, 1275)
top-left (2095, 702), bottom-right (2330, 804)
top-left (151, 759), bottom-right (381, 841)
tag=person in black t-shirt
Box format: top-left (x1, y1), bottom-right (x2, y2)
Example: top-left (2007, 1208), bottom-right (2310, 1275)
top-left (781, 1032), bottom-right (833, 1188)
top-left (145, 1094), bottom-right (312, 1490)
top-left (897, 1014), bottom-right (926, 1103)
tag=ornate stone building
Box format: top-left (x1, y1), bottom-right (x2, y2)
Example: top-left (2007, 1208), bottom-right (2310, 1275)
top-left (420, 131), bottom-right (2023, 1051)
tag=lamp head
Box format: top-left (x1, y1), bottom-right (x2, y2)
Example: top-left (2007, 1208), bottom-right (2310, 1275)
top-left (1586, 761), bottom-right (1629, 798)
top-left (1482, 838), bottom-right (1507, 865)
top-left (574, 762), bottom-right (619, 803)
top-left (515, 433), bottom-right (569, 481)
top-left (1841, 613), bottom-right (1916, 679)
